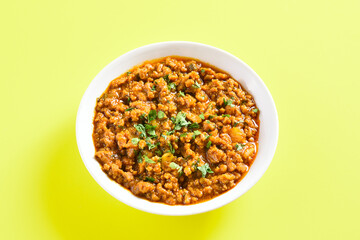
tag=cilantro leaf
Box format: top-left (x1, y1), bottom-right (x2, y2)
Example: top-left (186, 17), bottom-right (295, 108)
top-left (134, 124), bottom-right (146, 138)
top-left (145, 124), bottom-right (157, 138)
top-left (188, 123), bottom-right (199, 129)
top-left (174, 112), bottom-right (190, 130)
top-left (179, 91), bottom-right (185, 97)
top-left (192, 130), bottom-right (201, 139)
top-left (168, 142), bottom-right (175, 154)
top-left (199, 113), bottom-right (204, 120)
top-left (222, 114), bottom-right (230, 118)
top-left (180, 132), bottom-right (188, 137)
top-left (125, 107), bottom-right (135, 111)
top-left (145, 176), bottom-right (155, 182)
top-left (144, 155), bottom-right (156, 163)
top-left (252, 108), bottom-right (259, 113)
top-left (223, 98), bottom-right (235, 107)
top-left (131, 138), bottom-right (140, 145)
top-left (148, 110), bottom-right (157, 122)
top-left (158, 110), bottom-right (165, 119)
top-left (168, 82), bottom-right (176, 90)
top-left (169, 162), bottom-right (183, 173)
top-left (235, 143), bottom-right (245, 151)
top-left (192, 82), bottom-right (201, 88)
top-left (206, 141), bottom-right (212, 148)
top-left (201, 69), bottom-right (205, 73)
top-left (151, 85), bottom-right (156, 91)
top-left (197, 163), bottom-right (214, 178)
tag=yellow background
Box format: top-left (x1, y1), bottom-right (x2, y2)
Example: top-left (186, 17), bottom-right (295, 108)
top-left (1, 0), bottom-right (359, 239)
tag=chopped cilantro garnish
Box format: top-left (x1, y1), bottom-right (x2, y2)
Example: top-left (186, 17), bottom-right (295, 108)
top-left (125, 107), bottom-right (135, 111)
top-left (155, 150), bottom-right (162, 156)
top-left (167, 130), bottom-right (175, 135)
top-left (179, 91), bottom-right (185, 97)
top-left (233, 120), bottom-right (244, 127)
top-left (174, 112), bottom-right (190, 130)
top-left (223, 98), bottom-right (235, 107)
top-left (168, 82), bottom-right (176, 90)
top-left (168, 142), bottom-right (175, 154)
top-left (205, 134), bottom-right (211, 140)
top-left (208, 115), bottom-right (215, 119)
top-left (192, 130), bottom-right (201, 139)
top-left (169, 162), bottom-right (183, 173)
top-left (144, 155), bottom-right (155, 163)
top-left (235, 143), bottom-right (245, 151)
top-left (131, 138), bottom-right (140, 145)
top-left (192, 82), bottom-right (201, 88)
top-left (137, 152), bottom-right (143, 163)
top-left (163, 75), bottom-right (169, 80)
top-left (222, 114), bottom-right (230, 118)
top-left (145, 137), bottom-right (156, 150)
top-left (145, 176), bottom-right (155, 182)
top-left (252, 108), bottom-right (259, 113)
top-left (188, 123), bottom-right (199, 129)
top-left (134, 124), bottom-right (146, 138)
top-left (206, 141), bottom-right (212, 148)
top-left (151, 85), bottom-right (156, 91)
top-left (201, 69), bottom-right (205, 73)
top-left (180, 132), bottom-right (188, 137)
top-left (199, 113), bottom-right (204, 120)
top-left (197, 163), bottom-right (213, 178)
top-left (127, 71), bottom-right (131, 75)
top-left (148, 110), bottom-right (157, 122)
top-left (157, 110), bottom-right (165, 119)
top-left (145, 124), bottom-right (157, 138)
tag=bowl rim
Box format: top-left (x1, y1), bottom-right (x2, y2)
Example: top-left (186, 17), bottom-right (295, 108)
top-left (76, 41), bottom-right (279, 215)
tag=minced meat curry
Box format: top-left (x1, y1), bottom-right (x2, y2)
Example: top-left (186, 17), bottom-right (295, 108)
top-left (93, 56), bottom-right (259, 205)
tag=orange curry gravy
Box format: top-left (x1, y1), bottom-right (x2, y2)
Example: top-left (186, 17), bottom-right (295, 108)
top-left (93, 56), bottom-right (259, 205)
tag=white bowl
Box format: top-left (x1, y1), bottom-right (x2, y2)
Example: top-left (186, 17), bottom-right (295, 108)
top-left (76, 41), bottom-right (278, 216)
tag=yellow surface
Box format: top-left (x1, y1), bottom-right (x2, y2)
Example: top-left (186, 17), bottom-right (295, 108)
top-left (1, 0), bottom-right (360, 239)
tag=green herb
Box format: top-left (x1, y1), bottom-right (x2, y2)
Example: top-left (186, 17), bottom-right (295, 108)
top-left (157, 110), bottom-right (165, 119)
top-left (223, 98), bottom-right (235, 107)
top-left (188, 123), bottom-right (199, 129)
top-left (145, 176), bottom-right (155, 182)
top-left (168, 142), bottom-right (175, 154)
top-left (192, 130), bottom-right (201, 139)
top-left (148, 110), bottom-right (157, 122)
top-left (201, 69), bottom-right (205, 73)
top-left (151, 85), bottom-right (156, 91)
top-left (162, 134), bottom-right (167, 140)
top-left (168, 82), bottom-right (176, 90)
top-left (205, 134), bottom-right (211, 140)
top-left (179, 91), bottom-right (185, 97)
top-left (154, 80), bottom-right (158, 84)
top-left (125, 107), bottom-right (135, 111)
top-left (199, 113), bottom-right (204, 120)
top-left (134, 124), bottom-right (146, 138)
top-left (166, 100), bottom-right (170, 103)
top-left (127, 71), bottom-right (131, 75)
top-left (180, 132), bottom-right (188, 137)
top-left (233, 120), bottom-right (244, 127)
top-left (169, 162), bottom-right (183, 173)
top-left (222, 114), bottom-right (230, 118)
top-left (235, 143), bottom-right (245, 151)
top-left (137, 152), bottom-right (143, 163)
top-left (163, 75), bottom-right (169, 80)
top-left (145, 124), bottom-right (157, 137)
top-left (131, 138), bottom-right (140, 145)
top-left (170, 116), bottom-right (176, 123)
top-left (205, 120), bottom-right (210, 123)
top-left (167, 130), bottom-right (175, 135)
top-left (117, 125), bottom-right (124, 129)
top-left (155, 150), bottom-right (162, 156)
top-left (208, 115), bottom-right (215, 119)
top-left (174, 112), bottom-right (190, 130)
top-left (206, 141), bottom-right (212, 148)
top-left (140, 113), bottom-right (147, 120)
top-left (192, 82), bottom-right (201, 89)
top-left (144, 155), bottom-right (155, 163)
top-left (252, 108), bottom-right (259, 113)
top-left (197, 163), bottom-right (213, 178)
top-left (127, 96), bottom-right (131, 103)
top-left (145, 137), bottom-right (156, 150)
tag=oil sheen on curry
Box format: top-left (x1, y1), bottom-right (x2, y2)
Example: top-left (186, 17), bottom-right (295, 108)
top-left (93, 56), bottom-right (260, 205)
